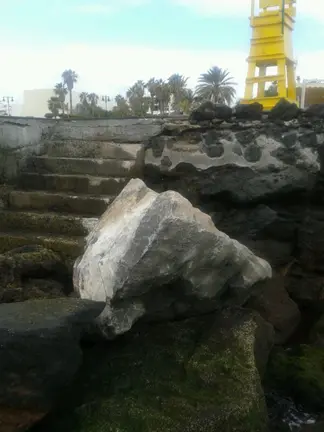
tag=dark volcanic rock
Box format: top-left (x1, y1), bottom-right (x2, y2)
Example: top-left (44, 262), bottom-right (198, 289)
top-left (286, 266), bottom-right (324, 310)
top-left (309, 315), bottom-right (324, 347)
top-left (189, 101), bottom-right (232, 123)
top-left (235, 102), bottom-right (263, 120)
top-left (30, 308), bottom-right (274, 432)
top-left (268, 98), bottom-right (300, 121)
top-left (0, 298), bottom-right (105, 432)
top-left (144, 119), bottom-right (319, 205)
top-left (298, 210), bottom-right (324, 273)
top-left (245, 277), bottom-right (301, 344)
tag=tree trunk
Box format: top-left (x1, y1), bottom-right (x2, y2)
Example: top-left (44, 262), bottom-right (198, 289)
top-left (69, 91), bottom-right (73, 114)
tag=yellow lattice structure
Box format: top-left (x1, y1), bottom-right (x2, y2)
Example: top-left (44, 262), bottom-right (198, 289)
top-left (241, 0), bottom-right (297, 110)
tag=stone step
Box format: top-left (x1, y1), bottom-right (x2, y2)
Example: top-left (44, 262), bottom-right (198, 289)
top-left (17, 173), bottom-right (129, 195)
top-left (0, 210), bottom-right (98, 236)
top-left (23, 156), bottom-right (140, 177)
top-left (6, 190), bottom-right (113, 215)
top-left (0, 231), bottom-right (84, 262)
top-left (44, 140), bottom-right (143, 160)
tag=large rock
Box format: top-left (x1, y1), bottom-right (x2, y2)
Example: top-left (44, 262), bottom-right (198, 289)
top-left (30, 308), bottom-right (274, 432)
top-left (189, 101), bottom-right (232, 123)
top-left (245, 277), bottom-right (301, 344)
top-left (0, 298), bottom-right (105, 432)
top-left (235, 102), bottom-right (263, 120)
top-left (210, 204), bottom-right (300, 270)
top-left (268, 98), bottom-right (300, 121)
top-left (144, 121), bottom-right (320, 204)
top-left (74, 178), bottom-right (271, 339)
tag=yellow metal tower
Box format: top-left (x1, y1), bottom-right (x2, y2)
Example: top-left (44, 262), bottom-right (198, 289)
top-left (241, 0), bottom-right (297, 110)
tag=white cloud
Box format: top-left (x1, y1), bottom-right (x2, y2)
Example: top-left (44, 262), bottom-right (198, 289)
top-left (1, 42), bottom-right (323, 115)
top-left (172, 0), bottom-right (324, 21)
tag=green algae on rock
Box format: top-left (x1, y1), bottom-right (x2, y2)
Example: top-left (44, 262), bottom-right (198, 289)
top-left (31, 308), bottom-right (274, 432)
top-left (0, 245), bottom-right (71, 303)
top-left (266, 345), bottom-right (324, 413)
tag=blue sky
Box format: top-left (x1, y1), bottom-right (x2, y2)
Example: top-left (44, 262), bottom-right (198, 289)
top-left (1, 0), bottom-right (324, 111)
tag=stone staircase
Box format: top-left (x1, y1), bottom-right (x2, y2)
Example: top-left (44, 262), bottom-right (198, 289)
top-left (0, 139), bottom-right (144, 266)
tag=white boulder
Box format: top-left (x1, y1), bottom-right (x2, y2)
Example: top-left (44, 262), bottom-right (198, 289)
top-left (73, 179), bottom-right (272, 339)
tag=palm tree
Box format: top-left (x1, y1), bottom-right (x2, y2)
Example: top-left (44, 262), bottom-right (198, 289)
top-left (114, 94), bottom-right (131, 117)
top-left (53, 83), bottom-right (68, 115)
top-left (179, 88), bottom-right (195, 114)
top-left (146, 78), bottom-right (158, 114)
top-left (87, 92), bottom-right (99, 106)
top-left (79, 92), bottom-right (88, 106)
top-left (87, 93), bottom-right (99, 116)
top-left (154, 80), bottom-right (171, 115)
top-left (47, 97), bottom-right (61, 118)
top-left (62, 69), bottom-right (78, 114)
top-left (195, 66), bottom-right (236, 106)
top-left (168, 73), bottom-right (189, 112)
top-left (127, 80), bottom-right (149, 115)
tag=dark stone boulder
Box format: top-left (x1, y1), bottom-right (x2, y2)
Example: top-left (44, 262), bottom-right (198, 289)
top-left (189, 101), bottom-right (232, 124)
top-left (31, 308), bottom-right (274, 432)
top-left (309, 314), bottom-right (324, 347)
top-left (0, 298), bottom-right (105, 432)
top-left (268, 98), bottom-right (300, 121)
top-left (245, 277), bottom-right (301, 344)
top-left (286, 267), bottom-right (324, 311)
top-left (298, 210), bottom-right (324, 274)
top-left (235, 102), bottom-right (263, 120)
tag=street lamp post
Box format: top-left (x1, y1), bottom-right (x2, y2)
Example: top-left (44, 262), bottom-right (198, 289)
top-left (2, 96), bottom-right (14, 116)
top-left (101, 95), bottom-right (110, 111)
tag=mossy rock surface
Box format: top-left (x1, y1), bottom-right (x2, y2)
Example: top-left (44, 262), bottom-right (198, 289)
top-left (266, 345), bottom-right (324, 413)
top-left (0, 232), bottom-right (83, 266)
top-left (32, 308), bottom-right (273, 432)
top-left (0, 245), bottom-right (72, 303)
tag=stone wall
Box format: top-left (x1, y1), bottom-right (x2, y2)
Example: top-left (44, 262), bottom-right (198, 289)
top-left (0, 116), bottom-right (165, 183)
top-left (1, 109), bottom-right (324, 200)
top-left (144, 118), bottom-right (323, 204)
top-left (0, 117), bottom-right (51, 181)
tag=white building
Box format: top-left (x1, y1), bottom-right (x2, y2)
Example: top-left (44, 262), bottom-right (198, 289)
top-left (20, 89), bottom-right (81, 117)
top-left (19, 89), bottom-right (115, 117)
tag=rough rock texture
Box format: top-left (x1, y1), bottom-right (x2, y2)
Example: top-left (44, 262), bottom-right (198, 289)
top-left (309, 314), bottom-right (324, 347)
top-left (0, 298), bottom-right (105, 432)
top-left (0, 245), bottom-right (70, 303)
top-left (266, 345), bottom-right (324, 413)
top-left (74, 178), bottom-right (271, 339)
top-left (30, 308), bottom-right (274, 432)
top-left (0, 116), bottom-right (164, 183)
top-left (0, 117), bottom-right (51, 182)
top-left (145, 119), bottom-right (320, 205)
top-left (245, 277), bottom-right (301, 344)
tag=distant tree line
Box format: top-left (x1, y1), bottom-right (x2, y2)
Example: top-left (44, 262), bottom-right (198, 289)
top-left (45, 66), bottom-right (239, 119)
